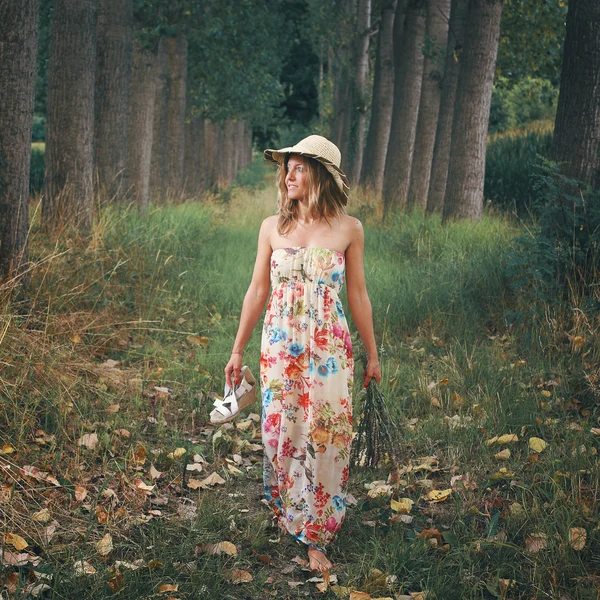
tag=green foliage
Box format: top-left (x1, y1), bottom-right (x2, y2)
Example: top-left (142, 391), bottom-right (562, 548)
top-left (497, 0), bottom-right (567, 82)
top-left (489, 76), bottom-right (558, 134)
top-left (485, 121), bottom-right (554, 213)
top-left (30, 145), bottom-right (45, 194)
top-left (32, 115), bottom-right (46, 142)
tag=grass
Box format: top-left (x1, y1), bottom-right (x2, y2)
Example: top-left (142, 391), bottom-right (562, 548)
top-left (2, 166), bottom-right (600, 599)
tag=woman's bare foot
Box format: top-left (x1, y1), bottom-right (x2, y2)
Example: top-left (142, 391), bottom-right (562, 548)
top-left (308, 547), bottom-right (332, 572)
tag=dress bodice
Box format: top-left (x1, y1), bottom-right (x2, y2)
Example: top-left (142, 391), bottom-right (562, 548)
top-left (270, 247), bottom-right (346, 294)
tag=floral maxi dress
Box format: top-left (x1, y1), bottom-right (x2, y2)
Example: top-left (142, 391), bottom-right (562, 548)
top-left (260, 246), bottom-right (354, 551)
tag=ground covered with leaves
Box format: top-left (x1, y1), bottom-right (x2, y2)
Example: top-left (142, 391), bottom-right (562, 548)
top-left (2, 185), bottom-right (600, 599)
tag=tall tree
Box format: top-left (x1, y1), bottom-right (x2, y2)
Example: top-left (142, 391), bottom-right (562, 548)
top-left (427, 0), bottom-right (468, 214)
top-left (442, 0), bottom-right (502, 222)
top-left (382, 0), bottom-right (427, 216)
top-left (406, 0), bottom-right (450, 210)
top-left (94, 0), bottom-right (133, 197)
top-left (150, 37), bottom-right (168, 200)
top-left (346, 0), bottom-right (372, 184)
top-left (164, 33), bottom-right (187, 197)
top-left (551, 0), bottom-right (600, 190)
top-left (361, 0), bottom-right (400, 196)
top-left (127, 39), bottom-right (155, 209)
top-left (0, 0), bottom-right (39, 280)
top-left (44, 0), bottom-right (98, 235)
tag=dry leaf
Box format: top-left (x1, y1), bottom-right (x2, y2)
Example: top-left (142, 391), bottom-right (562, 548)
top-left (186, 463), bottom-right (203, 472)
top-left (529, 437), bottom-right (548, 453)
top-left (494, 448), bottom-right (511, 461)
top-left (158, 583), bottom-right (178, 593)
top-left (485, 436), bottom-right (498, 447)
top-left (569, 527), bottom-right (586, 550)
top-left (78, 432), bottom-right (99, 450)
top-left (230, 569), bottom-right (253, 584)
top-left (525, 533), bottom-right (548, 553)
top-left (426, 489), bottom-right (452, 503)
top-left (106, 572), bottom-right (124, 593)
top-left (75, 485), bottom-right (88, 502)
top-left (106, 403), bottom-right (120, 414)
top-left (5, 533), bottom-right (28, 551)
top-left (187, 335), bottom-right (209, 346)
top-left (134, 446), bottom-right (147, 465)
top-left (149, 464), bottom-right (163, 480)
top-left (391, 498), bottom-right (414, 514)
top-left (0, 444), bottom-right (15, 455)
top-left (114, 428), bottom-right (131, 438)
top-left (490, 467), bottom-right (516, 480)
top-left (32, 508), bottom-right (51, 523)
top-left (204, 541), bottom-right (237, 556)
top-left (198, 472), bottom-right (226, 488)
top-left (350, 592), bottom-right (371, 600)
top-left (96, 533), bottom-right (113, 556)
top-left (74, 560), bottom-right (97, 575)
top-left (497, 434), bottom-right (519, 444)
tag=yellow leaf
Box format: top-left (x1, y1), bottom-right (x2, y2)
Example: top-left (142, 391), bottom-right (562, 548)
top-left (96, 533), bottom-right (113, 556)
top-left (529, 437), bottom-right (548, 453)
top-left (490, 467), bottom-right (516, 480)
top-left (494, 448), bottom-right (511, 461)
top-left (32, 508), bottom-right (51, 523)
top-left (485, 436), bottom-right (498, 447)
top-left (168, 447), bottom-right (186, 459)
top-left (391, 498), bottom-right (414, 514)
top-left (230, 569), bottom-right (253, 584)
top-left (349, 593), bottom-right (372, 600)
top-left (5, 533), bottom-right (28, 551)
top-left (497, 434), bottom-right (519, 445)
top-left (187, 335), bottom-right (209, 346)
top-left (569, 527), bottom-right (586, 550)
top-left (426, 489), bottom-right (452, 503)
top-left (204, 541), bottom-right (237, 556)
top-left (0, 444), bottom-right (15, 455)
top-left (540, 390), bottom-right (552, 397)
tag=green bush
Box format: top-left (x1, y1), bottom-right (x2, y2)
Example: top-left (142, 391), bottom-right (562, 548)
top-left (30, 144), bottom-right (45, 193)
top-left (485, 122), bottom-right (553, 213)
top-left (32, 114), bottom-right (46, 142)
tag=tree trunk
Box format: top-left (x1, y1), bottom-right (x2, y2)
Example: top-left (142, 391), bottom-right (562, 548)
top-left (346, 0), bottom-right (372, 184)
top-left (407, 0), bottom-right (450, 210)
top-left (204, 119), bottom-right (219, 191)
top-left (94, 0), bottom-right (133, 198)
top-left (223, 119), bottom-right (236, 187)
top-left (184, 114), bottom-right (206, 197)
top-left (382, 0), bottom-right (427, 216)
top-left (551, 0), bottom-right (600, 189)
top-left (127, 39), bottom-right (155, 210)
top-left (442, 0), bottom-right (502, 222)
top-left (150, 37), bottom-right (168, 201)
top-left (165, 34), bottom-right (187, 199)
top-left (360, 0), bottom-right (400, 196)
top-left (427, 0), bottom-right (468, 213)
top-left (0, 0), bottom-right (39, 280)
top-left (44, 0), bottom-right (97, 235)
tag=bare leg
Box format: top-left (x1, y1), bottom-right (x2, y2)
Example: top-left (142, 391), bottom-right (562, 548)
top-left (308, 546), bottom-right (332, 572)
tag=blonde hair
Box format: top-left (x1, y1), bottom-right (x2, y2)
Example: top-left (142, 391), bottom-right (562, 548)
top-left (276, 154), bottom-right (347, 236)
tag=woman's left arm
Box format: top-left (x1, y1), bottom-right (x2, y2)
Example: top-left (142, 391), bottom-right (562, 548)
top-left (345, 218), bottom-right (381, 387)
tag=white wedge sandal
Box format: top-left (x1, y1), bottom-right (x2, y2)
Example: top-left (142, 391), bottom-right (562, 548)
top-left (210, 365), bottom-right (257, 425)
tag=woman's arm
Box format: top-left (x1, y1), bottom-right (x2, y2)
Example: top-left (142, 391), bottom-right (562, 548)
top-left (224, 217), bottom-right (275, 387)
top-left (345, 218), bottom-right (381, 387)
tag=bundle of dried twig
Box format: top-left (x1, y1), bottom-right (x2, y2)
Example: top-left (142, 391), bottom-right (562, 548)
top-left (350, 378), bottom-right (400, 468)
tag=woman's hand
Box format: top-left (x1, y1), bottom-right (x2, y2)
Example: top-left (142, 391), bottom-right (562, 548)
top-left (224, 352), bottom-right (243, 388)
top-left (363, 360), bottom-right (382, 388)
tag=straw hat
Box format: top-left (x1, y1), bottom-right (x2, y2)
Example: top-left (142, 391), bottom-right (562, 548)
top-left (264, 135), bottom-right (349, 198)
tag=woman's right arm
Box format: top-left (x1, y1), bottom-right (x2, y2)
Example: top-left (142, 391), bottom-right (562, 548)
top-left (224, 217), bottom-right (275, 387)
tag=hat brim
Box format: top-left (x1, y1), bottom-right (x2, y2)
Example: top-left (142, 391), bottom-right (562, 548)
top-left (264, 148), bottom-right (349, 198)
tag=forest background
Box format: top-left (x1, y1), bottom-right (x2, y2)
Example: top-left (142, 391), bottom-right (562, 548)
top-left (1, 0), bottom-right (600, 599)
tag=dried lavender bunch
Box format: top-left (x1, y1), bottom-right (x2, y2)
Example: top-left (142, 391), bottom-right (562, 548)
top-left (351, 378), bottom-right (400, 468)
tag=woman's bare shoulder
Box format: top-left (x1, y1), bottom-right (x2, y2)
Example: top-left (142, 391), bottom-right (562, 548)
top-left (342, 214), bottom-right (364, 239)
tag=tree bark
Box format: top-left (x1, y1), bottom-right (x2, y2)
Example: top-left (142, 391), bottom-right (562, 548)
top-left (127, 39), bottom-right (155, 210)
top-left (223, 119), bottom-right (236, 186)
top-left (44, 0), bottom-right (97, 235)
top-left (551, 0), bottom-right (600, 189)
top-left (442, 0), bottom-right (502, 222)
top-left (360, 0), bottom-right (400, 196)
top-left (164, 34), bottom-right (187, 198)
top-left (407, 0), bottom-right (451, 210)
top-left (382, 0), bottom-right (427, 216)
top-left (150, 37), bottom-right (168, 201)
top-left (0, 0), bottom-right (39, 280)
top-left (427, 0), bottom-right (468, 213)
top-left (346, 0), bottom-right (372, 184)
top-left (94, 0), bottom-right (133, 198)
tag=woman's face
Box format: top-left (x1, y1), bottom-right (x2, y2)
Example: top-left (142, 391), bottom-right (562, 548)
top-left (285, 155), bottom-right (308, 201)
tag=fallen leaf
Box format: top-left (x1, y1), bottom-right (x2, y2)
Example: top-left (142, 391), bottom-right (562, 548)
top-left (426, 489), bottom-right (452, 503)
top-left (186, 463), bottom-right (203, 472)
top-left (490, 467), bottom-right (516, 480)
top-left (198, 472), bottom-right (226, 488)
top-left (133, 478), bottom-right (155, 492)
top-left (32, 508), bottom-right (51, 523)
top-left (204, 541), bottom-right (237, 556)
top-left (525, 533), bottom-right (548, 553)
top-left (158, 583), bottom-right (178, 593)
top-left (147, 559), bottom-right (163, 570)
top-left (149, 464), bottom-right (163, 480)
top-left (0, 444), bottom-right (15, 455)
top-left (169, 447), bottom-right (186, 459)
top-left (529, 437), bottom-right (548, 453)
top-left (187, 335), bottom-right (209, 346)
top-left (288, 581), bottom-right (305, 588)
top-left (134, 446), bottom-right (147, 465)
top-left (75, 485), bottom-right (88, 502)
top-left (230, 569), bottom-right (253, 584)
top-left (391, 498), bottom-right (414, 514)
top-left (78, 432), bottom-right (99, 450)
top-left (97, 533), bottom-right (113, 556)
top-left (494, 448), bottom-right (511, 461)
top-left (106, 403), bottom-right (120, 414)
top-left (497, 434), bottom-right (519, 445)
top-left (418, 528), bottom-right (443, 547)
top-left (74, 560), bottom-right (97, 575)
top-left (350, 592), bottom-right (371, 600)
top-left (114, 428), bottom-right (131, 438)
top-left (569, 527), bottom-right (586, 550)
top-left (106, 572), bottom-right (124, 593)
top-left (485, 436), bottom-right (498, 447)
top-left (5, 533), bottom-right (28, 551)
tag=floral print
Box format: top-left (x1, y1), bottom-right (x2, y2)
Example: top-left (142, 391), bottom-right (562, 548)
top-left (260, 246), bottom-right (354, 551)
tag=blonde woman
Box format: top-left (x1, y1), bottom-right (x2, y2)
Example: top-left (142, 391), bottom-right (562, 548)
top-left (224, 135), bottom-right (381, 572)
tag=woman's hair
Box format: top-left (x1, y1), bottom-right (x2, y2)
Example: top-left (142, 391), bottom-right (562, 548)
top-left (276, 154), bottom-right (347, 236)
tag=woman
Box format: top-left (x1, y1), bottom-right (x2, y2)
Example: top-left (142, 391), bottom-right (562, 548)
top-left (224, 135), bottom-right (381, 572)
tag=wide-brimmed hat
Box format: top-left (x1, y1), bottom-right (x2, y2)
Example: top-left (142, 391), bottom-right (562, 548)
top-left (264, 135), bottom-right (349, 198)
